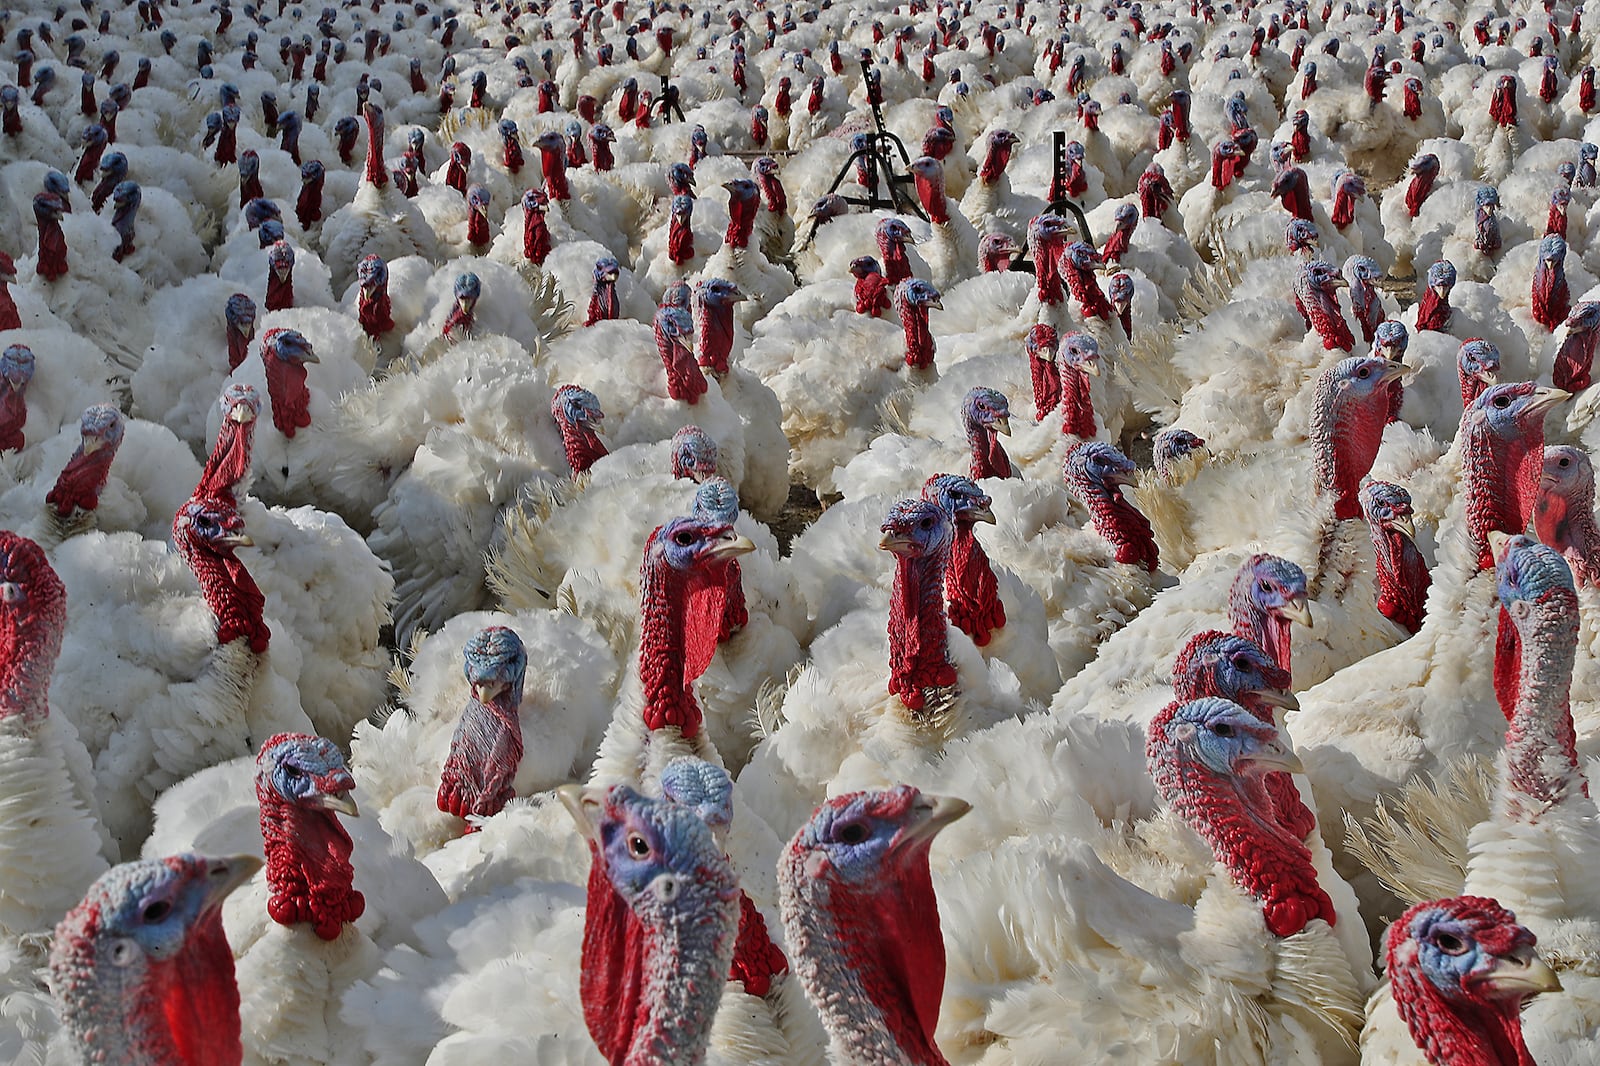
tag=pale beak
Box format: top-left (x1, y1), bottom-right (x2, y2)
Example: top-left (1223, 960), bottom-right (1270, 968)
top-left (297, 349), bottom-right (321, 363)
top-left (992, 416), bottom-right (1011, 436)
top-left (1528, 386), bottom-right (1572, 414)
top-left (1478, 949), bottom-right (1563, 996)
top-left (927, 297), bottom-right (944, 311)
top-left (708, 533), bottom-right (756, 559)
top-left (230, 403), bottom-right (256, 423)
top-left (879, 530), bottom-right (918, 552)
top-left (1379, 362), bottom-right (1410, 385)
top-left (80, 435), bottom-right (105, 455)
top-left (1487, 529), bottom-right (1514, 556)
top-left (215, 530), bottom-right (254, 548)
top-left (1249, 687), bottom-right (1300, 711)
top-left (1105, 467), bottom-right (1137, 487)
top-left (1037, 347), bottom-right (1057, 363)
top-left (1388, 514), bottom-right (1416, 540)
top-left (317, 791), bottom-right (360, 818)
top-left (900, 793), bottom-right (972, 846)
top-left (1279, 595), bottom-right (1314, 628)
top-left (967, 503), bottom-right (996, 524)
top-left (203, 854), bottom-right (265, 910)
top-left (558, 783), bottom-right (605, 842)
top-left (1330, 276), bottom-right (1349, 288)
top-left (472, 678), bottom-right (510, 704)
top-left (1246, 735), bottom-right (1304, 774)
top-left (1081, 358), bottom-right (1101, 377)
top-left (1476, 368), bottom-right (1501, 387)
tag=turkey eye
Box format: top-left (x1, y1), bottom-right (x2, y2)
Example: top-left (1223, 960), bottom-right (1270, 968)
top-left (1494, 395), bottom-right (1511, 409)
top-left (1434, 932), bottom-right (1467, 955)
top-left (1561, 458), bottom-right (1572, 467)
top-left (627, 833), bottom-right (651, 858)
top-left (1212, 722), bottom-right (1234, 737)
top-left (142, 900), bottom-right (172, 924)
top-left (920, 518), bottom-right (934, 530)
top-left (673, 531), bottom-right (695, 546)
top-left (837, 822), bottom-right (868, 844)
top-left (1357, 366), bottom-right (1371, 379)
top-left (1229, 654), bottom-right (1251, 670)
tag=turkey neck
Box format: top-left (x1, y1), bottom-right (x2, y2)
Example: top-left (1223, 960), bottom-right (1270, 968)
top-left (667, 213), bottom-right (695, 265)
top-left (757, 174), bottom-right (786, 214)
top-left (1463, 423), bottom-right (1543, 571)
top-left (1390, 963), bottom-right (1537, 1066)
top-left (913, 171), bottom-right (950, 224)
top-left (1533, 258), bottom-right (1570, 331)
top-left (258, 781), bottom-right (364, 940)
top-left (977, 139), bottom-right (1011, 185)
top-left (198, 422), bottom-right (254, 505)
top-left (1059, 365), bottom-right (1096, 437)
top-left (780, 842), bottom-right (952, 1066)
top-left (46, 441), bottom-right (118, 519)
top-left (225, 320), bottom-right (253, 370)
top-left (1475, 207), bottom-right (1502, 254)
top-left (900, 301), bottom-right (936, 370)
top-left (1064, 262), bottom-right (1113, 321)
top-left (965, 420), bottom-right (1010, 480)
top-left (857, 272), bottom-right (891, 315)
top-left (695, 301), bottom-right (736, 375)
top-left (0, 280), bottom-right (19, 332)
top-left (358, 284), bottom-right (394, 338)
top-left (541, 147), bottom-right (570, 201)
top-left (1460, 365), bottom-right (1492, 410)
top-left (264, 356), bottom-right (310, 437)
top-left (362, 109), bottom-right (386, 187)
top-left (1076, 477), bottom-right (1159, 572)
top-left (655, 324), bottom-right (708, 403)
top-left (1229, 585), bottom-right (1293, 680)
top-left (1148, 729), bottom-right (1335, 937)
top-left (186, 543), bottom-right (270, 653)
top-left (945, 520), bottom-right (1005, 646)
top-left (887, 543), bottom-right (957, 714)
top-left (264, 266), bottom-right (294, 313)
top-left (558, 417), bottom-right (607, 474)
top-left (438, 690), bottom-right (524, 821)
top-left (1499, 586), bottom-right (1583, 814)
top-left (1311, 376), bottom-right (1385, 520)
top-left (1030, 352), bottom-right (1060, 416)
top-left (1405, 168), bottom-right (1436, 217)
top-left (1416, 287), bottom-right (1450, 331)
top-left (1553, 326), bottom-right (1598, 392)
top-left (524, 210), bottom-right (552, 265)
top-left (725, 196), bottom-right (757, 249)
top-left (638, 547), bottom-right (705, 735)
top-left (1536, 486), bottom-right (1600, 581)
top-left (880, 242), bottom-right (913, 286)
top-left (1371, 525), bottom-right (1429, 635)
top-left (1032, 238), bottom-right (1064, 305)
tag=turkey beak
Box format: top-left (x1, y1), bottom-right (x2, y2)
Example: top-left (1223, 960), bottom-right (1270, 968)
top-left (1388, 514), bottom-right (1416, 540)
top-left (317, 790), bottom-right (360, 817)
top-left (297, 349), bottom-right (321, 364)
top-left (1037, 345), bottom-right (1057, 363)
top-left (708, 532), bottom-right (756, 559)
top-left (1247, 735), bottom-right (1303, 774)
top-left (879, 530), bottom-right (917, 552)
top-left (1479, 947), bottom-right (1563, 996)
top-left (1487, 529), bottom-right (1514, 557)
top-left (992, 416), bottom-right (1011, 436)
top-left (202, 854), bottom-right (264, 911)
top-left (927, 296), bottom-right (944, 311)
top-left (471, 678), bottom-right (510, 704)
top-left (1280, 595), bottom-right (1314, 628)
top-left (901, 793), bottom-right (971, 846)
top-left (1081, 357), bottom-right (1101, 377)
top-left (1476, 368), bottom-right (1500, 387)
top-left (967, 502), bottom-right (996, 524)
top-left (1330, 276), bottom-right (1349, 289)
top-left (1249, 687), bottom-right (1300, 711)
top-left (1528, 386), bottom-right (1572, 414)
top-left (81, 433), bottom-right (106, 455)
top-left (1378, 362), bottom-right (1410, 384)
top-left (215, 526), bottom-right (255, 548)
top-left (558, 783), bottom-right (606, 841)
top-left (230, 402), bottom-right (256, 423)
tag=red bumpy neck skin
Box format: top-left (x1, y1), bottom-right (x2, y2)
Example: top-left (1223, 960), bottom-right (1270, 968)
top-left (856, 272), bottom-right (892, 316)
top-left (46, 444), bottom-right (117, 517)
top-left (637, 537), bottom-right (711, 736)
top-left (1475, 209), bottom-right (1502, 256)
top-left (1297, 284), bottom-right (1354, 352)
top-left (881, 242), bottom-right (912, 286)
top-left (1032, 239), bottom-right (1065, 305)
top-left (945, 521), bottom-right (1005, 646)
top-left (1147, 713), bottom-right (1336, 937)
top-left (900, 301), bottom-right (936, 370)
top-left (729, 889), bottom-right (788, 997)
top-left (1490, 80), bottom-right (1517, 127)
top-left (444, 156), bottom-right (468, 195)
top-left (667, 214), bottom-right (694, 265)
top-left (358, 285), bottom-right (394, 338)
top-left (1553, 326), bottom-right (1598, 393)
top-left (264, 355), bottom-right (311, 437)
top-left (887, 544), bottom-right (958, 712)
top-left (1080, 478), bottom-right (1160, 572)
top-left (586, 282), bottom-right (618, 326)
top-left (75, 138), bottom-right (106, 184)
top-left (694, 300), bottom-right (736, 375)
top-left (466, 208), bottom-right (489, 249)
top-left (197, 421), bottom-right (254, 505)
top-left (1031, 353), bottom-right (1060, 417)
top-left (0, 537), bottom-right (64, 726)
top-left (542, 146), bottom-right (571, 201)
top-left (966, 423), bottom-right (1011, 480)
top-left (1493, 561), bottom-right (1584, 807)
top-left (1415, 286), bottom-right (1450, 331)
top-left (179, 516), bottom-right (270, 653)
top-left (1228, 572), bottom-right (1294, 680)
top-left (1464, 428), bottom-right (1543, 573)
top-left (1311, 378), bottom-right (1387, 521)
top-left (225, 321), bottom-right (252, 370)
top-left (437, 690), bottom-right (524, 825)
top-left (914, 170), bottom-right (950, 224)
top-left (362, 110), bottom-right (386, 188)
top-left (977, 139), bottom-right (1011, 185)
top-left (1532, 259), bottom-right (1570, 331)
top-left (559, 419), bottom-right (607, 474)
top-left (1406, 169), bottom-right (1436, 218)
top-left (1065, 262), bottom-right (1114, 321)
top-left (1535, 484), bottom-right (1600, 588)
top-left (0, 384), bottom-right (23, 451)
top-left (725, 194), bottom-right (757, 249)
top-left (1547, 201), bottom-right (1567, 239)
top-left (524, 210), bottom-right (552, 266)
top-left (1060, 365), bottom-right (1096, 437)
top-left (36, 216), bottom-right (68, 281)
top-left (657, 329), bottom-right (708, 404)
top-left (1372, 526), bottom-right (1429, 635)
top-left (0, 281), bottom-right (18, 332)
top-left (264, 267), bottom-right (294, 312)
top-left (580, 845), bottom-right (648, 1065)
top-left (259, 780), bottom-right (364, 940)
top-left (296, 175), bottom-right (323, 228)
top-left (1138, 169), bottom-right (1173, 218)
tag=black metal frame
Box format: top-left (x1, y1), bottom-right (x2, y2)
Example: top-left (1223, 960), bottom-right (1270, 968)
top-left (1045, 130), bottom-right (1093, 246)
top-left (822, 60), bottom-right (925, 219)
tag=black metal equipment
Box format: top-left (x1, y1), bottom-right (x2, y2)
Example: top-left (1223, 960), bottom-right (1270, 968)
top-left (822, 59), bottom-right (926, 220)
top-left (656, 73), bottom-right (687, 123)
top-left (1046, 130), bottom-right (1093, 247)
